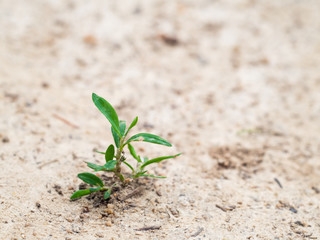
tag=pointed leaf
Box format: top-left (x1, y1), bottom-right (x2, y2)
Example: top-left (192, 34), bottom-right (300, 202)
top-left (141, 174), bottom-right (166, 179)
top-left (70, 189), bottom-right (91, 199)
top-left (95, 150), bottom-right (105, 155)
top-left (92, 93), bottom-right (120, 135)
top-left (89, 187), bottom-right (102, 192)
top-left (141, 153), bottom-right (182, 169)
top-left (133, 170), bottom-right (147, 178)
top-left (86, 161), bottom-right (116, 172)
top-left (111, 121), bottom-right (126, 147)
top-left (70, 187), bottom-right (102, 199)
top-left (111, 121), bottom-right (126, 148)
top-left (125, 133), bottom-right (172, 147)
top-left (120, 120), bottom-right (126, 136)
top-left (78, 173), bottom-right (104, 187)
top-left (125, 116), bottom-right (138, 136)
top-left (103, 160), bottom-right (117, 170)
top-left (128, 143), bottom-right (140, 162)
top-left (105, 144), bottom-right (115, 162)
top-left (86, 162), bottom-right (105, 171)
top-left (111, 127), bottom-right (120, 148)
top-left (123, 161), bottom-right (134, 172)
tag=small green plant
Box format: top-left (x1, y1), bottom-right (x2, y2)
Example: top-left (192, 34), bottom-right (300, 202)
top-left (71, 93), bottom-right (181, 200)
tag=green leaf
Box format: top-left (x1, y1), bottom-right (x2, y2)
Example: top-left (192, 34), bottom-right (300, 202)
top-left (95, 150), bottom-right (105, 155)
top-left (125, 133), bottom-right (172, 147)
top-left (92, 93), bottom-right (120, 135)
top-left (111, 127), bottom-right (120, 148)
top-left (120, 120), bottom-right (126, 136)
top-left (89, 187), bottom-right (102, 192)
top-left (112, 121), bottom-right (126, 147)
top-left (104, 191), bottom-right (111, 199)
top-left (133, 170), bottom-right (147, 178)
top-left (125, 116), bottom-right (138, 136)
top-left (71, 189), bottom-right (91, 199)
top-left (78, 173), bottom-right (104, 187)
top-left (105, 144), bottom-right (115, 162)
top-left (123, 161), bottom-right (134, 172)
top-left (141, 174), bottom-right (167, 179)
top-left (86, 162), bottom-right (105, 171)
top-left (103, 160), bottom-right (117, 170)
top-left (111, 121), bottom-right (126, 148)
top-left (128, 143), bottom-right (140, 162)
top-left (70, 187), bottom-right (102, 199)
top-left (86, 161), bottom-right (116, 172)
top-left (141, 153), bottom-right (182, 169)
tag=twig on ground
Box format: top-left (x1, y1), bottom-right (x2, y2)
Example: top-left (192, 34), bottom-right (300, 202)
top-left (165, 205), bottom-right (176, 218)
top-left (120, 186), bottom-right (143, 201)
top-left (53, 113), bottom-right (79, 129)
top-left (38, 159), bottom-right (59, 169)
top-left (274, 178), bottom-right (283, 188)
top-left (191, 227), bottom-right (204, 237)
top-left (311, 186), bottom-right (319, 194)
top-left (215, 204), bottom-right (235, 212)
top-left (135, 225), bottom-right (161, 231)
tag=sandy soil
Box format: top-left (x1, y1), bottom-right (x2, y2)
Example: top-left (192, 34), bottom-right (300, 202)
top-left (1, 0), bottom-right (320, 239)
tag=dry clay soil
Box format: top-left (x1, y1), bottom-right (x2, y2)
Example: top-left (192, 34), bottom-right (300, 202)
top-left (1, 1), bottom-right (320, 239)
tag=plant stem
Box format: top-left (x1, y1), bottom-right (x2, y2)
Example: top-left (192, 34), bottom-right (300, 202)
top-left (114, 137), bottom-right (125, 181)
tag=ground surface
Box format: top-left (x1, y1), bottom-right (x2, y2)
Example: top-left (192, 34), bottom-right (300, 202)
top-left (1, 0), bottom-right (320, 239)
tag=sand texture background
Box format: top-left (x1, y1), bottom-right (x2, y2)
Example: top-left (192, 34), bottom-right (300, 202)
top-left (1, 0), bottom-right (320, 239)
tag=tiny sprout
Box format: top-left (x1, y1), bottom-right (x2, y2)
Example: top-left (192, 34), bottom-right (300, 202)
top-left (71, 93), bottom-right (181, 200)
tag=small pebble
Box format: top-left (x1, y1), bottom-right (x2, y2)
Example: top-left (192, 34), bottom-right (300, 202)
top-left (289, 207), bottom-right (298, 214)
top-left (72, 224), bottom-right (81, 233)
top-left (104, 209), bottom-right (114, 214)
top-left (107, 204), bottom-right (114, 209)
top-left (66, 218), bottom-right (73, 223)
top-left (294, 221), bottom-right (306, 227)
top-left (83, 35), bottom-right (97, 46)
top-left (106, 220), bottom-right (112, 227)
top-left (202, 213), bottom-right (212, 221)
top-left (41, 82), bottom-right (49, 88)
top-left (95, 232), bottom-right (104, 238)
top-left (156, 189), bottom-right (162, 196)
top-left (168, 206), bottom-right (179, 217)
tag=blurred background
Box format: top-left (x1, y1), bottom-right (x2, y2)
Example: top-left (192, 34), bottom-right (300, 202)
top-left (1, 0), bottom-right (320, 239)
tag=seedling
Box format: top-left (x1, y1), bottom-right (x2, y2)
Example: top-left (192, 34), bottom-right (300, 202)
top-left (71, 93), bottom-right (181, 200)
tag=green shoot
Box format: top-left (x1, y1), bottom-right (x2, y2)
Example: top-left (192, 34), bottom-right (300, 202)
top-left (71, 93), bottom-right (181, 200)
